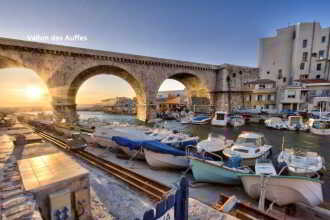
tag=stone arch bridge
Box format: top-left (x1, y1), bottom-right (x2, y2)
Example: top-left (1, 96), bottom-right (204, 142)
top-left (0, 37), bottom-right (259, 123)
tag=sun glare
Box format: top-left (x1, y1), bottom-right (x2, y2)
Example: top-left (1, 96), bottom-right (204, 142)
top-left (25, 86), bottom-right (43, 99)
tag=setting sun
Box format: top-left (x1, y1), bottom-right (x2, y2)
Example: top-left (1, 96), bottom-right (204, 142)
top-left (25, 86), bottom-right (43, 99)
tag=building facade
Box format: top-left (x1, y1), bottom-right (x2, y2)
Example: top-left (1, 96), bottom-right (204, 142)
top-left (244, 79), bottom-right (277, 112)
top-left (259, 22), bottom-right (330, 112)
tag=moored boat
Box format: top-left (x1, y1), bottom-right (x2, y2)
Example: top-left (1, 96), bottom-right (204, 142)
top-left (190, 157), bottom-right (251, 185)
top-left (196, 134), bottom-right (233, 153)
top-left (191, 115), bottom-right (212, 125)
top-left (160, 134), bottom-right (199, 149)
top-left (142, 140), bottom-right (190, 169)
top-left (277, 148), bottom-right (324, 177)
top-left (264, 117), bottom-right (287, 129)
top-left (222, 132), bottom-right (272, 166)
top-left (286, 115), bottom-right (309, 131)
top-left (211, 111), bottom-right (229, 126)
top-left (229, 115), bottom-right (245, 127)
top-left (309, 119), bottom-right (330, 135)
top-left (239, 159), bottom-right (323, 207)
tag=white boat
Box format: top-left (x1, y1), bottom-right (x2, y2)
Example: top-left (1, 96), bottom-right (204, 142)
top-left (240, 159), bottom-right (323, 207)
top-left (196, 134), bottom-right (233, 153)
top-left (180, 116), bottom-right (192, 124)
top-left (309, 119), bottom-right (330, 135)
top-left (211, 111), bottom-right (230, 126)
top-left (222, 132), bottom-right (272, 166)
top-left (92, 126), bottom-right (153, 149)
top-left (286, 115), bottom-right (309, 131)
top-left (144, 149), bottom-right (189, 169)
top-left (191, 115), bottom-right (212, 125)
top-left (264, 117), bottom-right (287, 129)
top-left (277, 148), bottom-right (324, 177)
top-left (229, 115), bottom-right (245, 127)
top-left (160, 134), bottom-right (199, 149)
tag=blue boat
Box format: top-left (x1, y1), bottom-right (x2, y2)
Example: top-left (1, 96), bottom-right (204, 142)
top-left (190, 157), bottom-right (251, 185)
top-left (191, 115), bottom-right (212, 125)
top-left (111, 136), bottom-right (145, 159)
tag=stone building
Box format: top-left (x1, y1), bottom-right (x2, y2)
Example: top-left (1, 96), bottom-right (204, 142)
top-left (101, 97), bottom-right (136, 115)
top-left (211, 64), bottom-right (259, 112)
top-left (244, 79), bottom-right (277, 112)
top-left (259, 22), bottom-right (330, 85)
top-left (280, 79), bottom-right (330, 112)
top-left (258, 22), bottom-right (330, 111)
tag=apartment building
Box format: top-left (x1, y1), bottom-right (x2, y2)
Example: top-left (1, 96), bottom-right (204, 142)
top-left (259, 22), bottom-right (330, 111)
top-left (244, 79), bottom-right (277, 111)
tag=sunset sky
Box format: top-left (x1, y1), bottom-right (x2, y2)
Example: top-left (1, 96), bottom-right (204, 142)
top-left (1, 0), bottom-right (330, 106)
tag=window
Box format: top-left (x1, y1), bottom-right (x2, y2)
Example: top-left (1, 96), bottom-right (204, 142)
top-left (300, 62), bottom-right (305, 70)
top-left (302, 52), bottom-right (308, 61)
top-left (316, 74), bottom-right (321, 79)
top-left (232, 73), bottom-right (236, 78)
top-left (321, 36), bottom-right (326, 43)
top-left (266, 71), bottom-right (270, 74)
top-left (288, 95), bottom-right (296, 98)
top-left (239, 71), bottom-right (242, 75)
top-left (319, 50), bottom-right (325, 58)
top-left (267, 94), bottom-right (272, 101)
top-left (259, 84), bottom-right (266, 88)
top-left (283, 77), bottom-right (287, 83)
top-left (257, 95), bottom-right (262, 101)
top-left (278, 69), bottom-right (283, 79)
top-left (317, 63), bottom-right (322, 71)
top-left (216, 114), bottom-right (225, 120)
top-left (302, 39), bottom-right (308, 48)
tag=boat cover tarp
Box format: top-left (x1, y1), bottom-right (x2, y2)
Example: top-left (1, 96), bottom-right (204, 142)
top-left (142, 140), bottom-right (187, 156)
top-left (178, 139), bottom-right (198, 148)
top-left (111, 136), bottom-right (143, 150)
top-left (112, 136), bottom-right (211, 159)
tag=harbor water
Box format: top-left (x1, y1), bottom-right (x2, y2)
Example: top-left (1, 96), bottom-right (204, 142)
top-left (78, 111), bottom-right (330, 204)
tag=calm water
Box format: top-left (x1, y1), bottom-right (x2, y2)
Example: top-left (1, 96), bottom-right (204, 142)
top-left (78, 111), bottom-right (330, 201)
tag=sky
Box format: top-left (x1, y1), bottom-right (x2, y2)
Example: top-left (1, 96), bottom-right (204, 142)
top-left (1, 0), bottom-right (330, 106)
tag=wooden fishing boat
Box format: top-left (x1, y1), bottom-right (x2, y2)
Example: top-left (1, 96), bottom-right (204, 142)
top-left (239, 159), bottom-right (323, 207)
top-left (144, 149), bottom-right (189, 170)
top-left (190, 157), bottom-right (251, 185)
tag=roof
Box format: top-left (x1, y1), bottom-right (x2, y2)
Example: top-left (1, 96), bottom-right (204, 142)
top-left (295, 79), bottom-right (330, 84)
top-left (245, 79), bottom-right (276, 84)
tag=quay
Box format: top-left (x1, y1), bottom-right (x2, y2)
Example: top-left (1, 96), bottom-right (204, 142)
top-left (2, 116), bottom-right (330, 219)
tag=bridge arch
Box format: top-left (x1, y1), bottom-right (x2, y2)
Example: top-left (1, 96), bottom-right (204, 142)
top-left (56, 64), bottom-right (148, 123)
top-left (156, 71), bottom-right (212, 113)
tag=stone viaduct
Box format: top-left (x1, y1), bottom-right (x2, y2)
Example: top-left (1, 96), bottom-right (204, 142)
top-left (0, 37), bottom-right (259, 123)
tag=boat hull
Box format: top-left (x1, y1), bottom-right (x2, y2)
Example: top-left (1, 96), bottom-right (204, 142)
top-left (310, 127), bottom-right (330, 135)
top-left (191, 158), bottom-right (242, 185)
top-left (92, 135), bottom-right (119, 149)
top-left (240, 175), bottom-right (323, 206)
top-left (211, 119), bottom-right (228, 126)
top-left (120, 147), bottom-right (145, 160)
top-left (144, 149), bottom-right (189, 170)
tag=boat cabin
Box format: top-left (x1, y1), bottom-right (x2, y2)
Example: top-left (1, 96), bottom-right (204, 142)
top-left (211, 111), bottom-right (229, 126)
